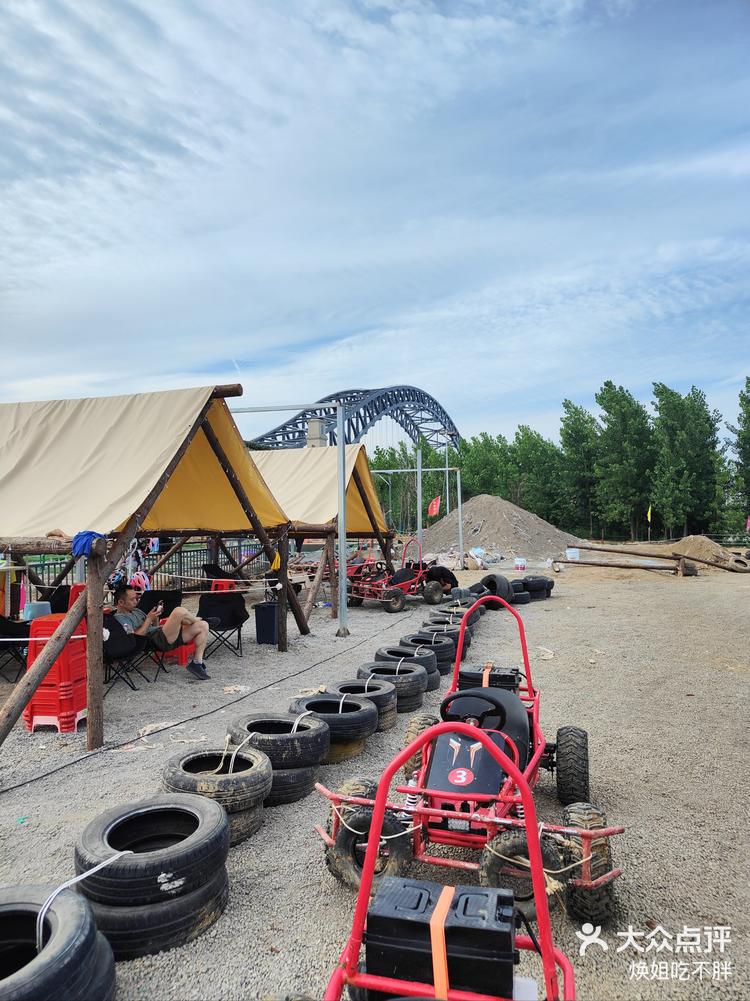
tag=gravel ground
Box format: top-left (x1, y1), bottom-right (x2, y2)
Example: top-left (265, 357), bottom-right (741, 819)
top-left (1, 569), bottom-right (747, 1000)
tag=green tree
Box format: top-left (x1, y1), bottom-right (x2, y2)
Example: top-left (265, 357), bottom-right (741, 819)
top-left (458, 432), bottom-right (514, 499)
top-left (559, 400), bottom-right (600, 536)
top-left (728, 377), bottom-right (750, 518)
top-left (594, 381), bottom-right (656, 539)
top-left (509, 427), bottom-right (566, 525)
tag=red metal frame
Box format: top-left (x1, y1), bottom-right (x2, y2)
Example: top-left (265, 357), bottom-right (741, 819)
top-left (347, 536), bottom-right (438, 607)
top-left (324, 722), bottom-right (576, 1001)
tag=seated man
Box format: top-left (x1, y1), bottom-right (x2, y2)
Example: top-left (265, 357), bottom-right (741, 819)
top-left (113, 584), bottom-right (213, 681)
top-left (424, 564), bottom-right (459, 595)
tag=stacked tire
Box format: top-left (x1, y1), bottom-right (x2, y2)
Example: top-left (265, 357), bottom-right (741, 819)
top-left (420, 622), bottom-right (471, 660)
top-left (161, 745), bottom-right (273, 846)
top-left (0, 885), bottom-right (116, 1000)
top-left (357, 662), bottom-right (428, 713)
top-left (74, 794), bottom-right (229, 959)
top-left (479, 574), bottom-right (514, 607)
top-left (521, 575), bottom-right (555, 600)
top-left (324, 680), bottom-right (397, 732)
top-left (374, 645), bottom-right (440, 692)
top-left (227, 711), bottom-right (330, 806)
top-left (399, 632), bottom-right (454, 676)
top-left (288, 694), bottom-right (377, 763)
top-left (510, 580), bottom-right (531, 605)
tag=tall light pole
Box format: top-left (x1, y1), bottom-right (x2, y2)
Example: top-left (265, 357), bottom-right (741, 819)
top-left (444, 432), bottom-right (450, 515)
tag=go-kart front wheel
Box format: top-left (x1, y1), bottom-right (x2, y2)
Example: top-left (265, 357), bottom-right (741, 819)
top-left (562, 801), bottom-right (616, 924)
top-left (325, 807), bottom-right (412, 890)
top-left (479, 830), bottom-right (563, 920)
top-left (402, 712), bottom-right (439, 780)
top-left (422, 580), bottom-right (444, 605)
top-left (555, 726), bottom-right (590, 805)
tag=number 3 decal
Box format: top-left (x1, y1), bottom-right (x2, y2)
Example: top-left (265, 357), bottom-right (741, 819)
top-left (448, 767), bottom-right (474, 786)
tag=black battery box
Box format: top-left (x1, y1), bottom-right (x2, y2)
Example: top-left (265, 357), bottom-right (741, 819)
top-left (365, 876), bottom-right (517, 999)
top-left (458, 665), bottom-right (522, 692)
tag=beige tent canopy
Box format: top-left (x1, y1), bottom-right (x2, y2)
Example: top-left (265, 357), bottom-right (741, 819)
top-left (250, 444), bottom-right (388, 537)
top-left (0, 386), bottom-right (286, 537)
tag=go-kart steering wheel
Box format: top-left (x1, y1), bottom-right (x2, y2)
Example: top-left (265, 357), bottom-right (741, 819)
top-left (440, 689), bottom-right (508, 731)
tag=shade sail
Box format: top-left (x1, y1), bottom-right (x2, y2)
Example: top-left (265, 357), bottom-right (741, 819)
top-left (250, 445), bottom-right (387, 535)
top-left (0, 388), bottom-right (287, 537)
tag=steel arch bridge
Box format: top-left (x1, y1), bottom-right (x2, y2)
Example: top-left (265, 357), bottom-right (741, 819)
top-left (249, 386), bottom-right (460, 449)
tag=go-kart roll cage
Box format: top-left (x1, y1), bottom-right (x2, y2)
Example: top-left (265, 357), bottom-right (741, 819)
top-left (324, 721), bottom-right (576, 1001)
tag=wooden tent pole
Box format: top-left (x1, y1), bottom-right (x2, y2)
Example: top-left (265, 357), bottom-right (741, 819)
top-left (0, 396), bottom-right (216, 750)
top-left (217, 538), bottom-right (240, 569)
top-left (201, 422), bottom-right (310, 636)
top-left (301, 540), bottom-right (329, 620)
top-left (327, 538), bottom-right (338, 619)
top-left (351, 467), bottom-right (394, 573)
top-left (85, 553), bottom-right (105, 750)
top-left (276, 534), bottom-right (289, 652)
top-left (148, 536), bottom-right (189, 576)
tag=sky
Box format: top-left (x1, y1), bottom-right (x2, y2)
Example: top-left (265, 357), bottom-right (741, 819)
top-left (1, 0), bottom-right (749, 446)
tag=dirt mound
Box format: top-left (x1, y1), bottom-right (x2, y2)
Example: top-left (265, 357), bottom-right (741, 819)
top-left (671, 535), bottom-right (750, 571)
top-left (422, 494), bottom-right (580, 561)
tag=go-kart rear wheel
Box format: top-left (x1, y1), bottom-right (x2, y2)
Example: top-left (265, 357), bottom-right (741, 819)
top-left (555, 726), bottom-right (590, 805)
top-left (562, 802), bottom-right (615, 924)
top-left (402, 712), bottom-right (439, 780)
top-left (422, 580), bottom-right (444, 605)
top-left (479, 830), bottom-right (563, 920)
top-left (347, 595), bottom-right (364, 607)
top-left (325, 808), bottom-right (411, 890)
top-left (382, 588), bottom-right (407, 613)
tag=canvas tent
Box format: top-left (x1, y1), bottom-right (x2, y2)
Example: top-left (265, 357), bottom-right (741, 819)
top-left (250, 444), bottom-right (388, 537)
top-left (0, 384), bottom-right (310, 752)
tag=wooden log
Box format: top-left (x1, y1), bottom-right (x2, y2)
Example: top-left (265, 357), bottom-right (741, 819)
top-left (301, 537), bottom-right (331, 620)
top-left (148, 536), bottom-right (188, 576)
top-left (671, 551), bottom-right (749, 572)
top-left (553, 558), bottom-right (677, 573)
top-left (86, 554), bottom-right (105, 751)
top-left (211, 384), bottom-right (243, 398)
top-left (0, 399), bottom-right (214, 749)
top-left (218, 538), bottom-right (240, 569)
top-left (576, 543), bottom-right (681, 561)
top-left (201, 421), bottom-right (310, 636)
top-left (0, 537), bottom-right (74, 555)
top-left (351, 467), bottom-right (394, 574)
top-left (276, 534), bottom-right (289, 653)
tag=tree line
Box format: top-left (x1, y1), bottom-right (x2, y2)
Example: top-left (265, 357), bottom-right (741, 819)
top-left (370, 378), bottom-right (750, 541)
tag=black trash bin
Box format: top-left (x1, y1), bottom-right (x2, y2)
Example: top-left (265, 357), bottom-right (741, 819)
top-left (254, 602), bottom-right (278, 645)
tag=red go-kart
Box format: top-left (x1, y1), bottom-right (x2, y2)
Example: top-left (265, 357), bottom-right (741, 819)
top-left (347, 537), bottom-right (445, 613)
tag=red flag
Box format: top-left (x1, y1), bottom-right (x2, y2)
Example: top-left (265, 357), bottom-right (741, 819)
top-left (427, 495), bottom-right (441, 518)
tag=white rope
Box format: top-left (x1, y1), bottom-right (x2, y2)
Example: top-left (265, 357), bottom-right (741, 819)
top-left (338, 693), bottom-right (350, 714)
top-left (208, 732), bottom-right (257, 775)
top-left (395, 657), bottom-right (406, 674)
top-left (485, 841), bottom-right (593, 898)
top-left (36, 850), bottom-right (133, 953)
top-left (291, 710), bottom-right (313, 733)
top-left (331, 802), bottom-right (419, 841)
top-left (0, 634), bottom-right (88, 644)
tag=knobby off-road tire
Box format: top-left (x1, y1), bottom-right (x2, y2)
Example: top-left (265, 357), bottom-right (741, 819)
top-left (326, 776), bottom-right (380, 834)
top-left (402, 712), bottom-right (440, 780)
top-left (288, 695), bottom-right (378, 742)
top-left (325, 809), bottom-right (411, 890)
top-left (479, 830), bottom-right (563, 920)
top-left (228, 804), bottom-right (264, 846)
top-left (161, 747), bottom-right (273, 813)
top-left (422, 580), bottom-right (444, 605)
top-left (375, 646), bottom-right (438, 673)
top-left (0, 886), bottom-right (115, 1001)
top-left (75, 794), bottom-right (229, 906)
top-left (89, 865), bottom-right (229, 960)
top-left (556, 727), bottom-right (590, 805)
top-left (562, 802), bottom-right (615, 924)
top-left (382, 588), bottom-right (407, 613)
top-left (264, 766), bottom-right (318, 806)
top-left (226, 711), bottom-right (330, 768)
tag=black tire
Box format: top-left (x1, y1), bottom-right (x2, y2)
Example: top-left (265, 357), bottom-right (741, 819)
top-left (89, 865), bottom-right (229, 960)
top-left (347, 595), bottom-right (364, 607)
top-left (325, 809), bottom-right (411, 890)
top-left (327, 776), bottom-right (379, 833)
top-left (264, 765), bottom-right (317, 806)
top-left (513, 591), bottom-right (531, 605)
top-left (423, 665), bottom-right (441, 692)
top-left (530, 591), bottom-right (546, 601)
top-left (510, 580), bottom-right (524, 593)
top-left (356, 662), bottom-right (428, 700)
top-left (325, 679), bottom-right (397, 714)
top-left (161, 746), bottom-right (273, 813)
top-left (562, 802), bottom-right (616, 923)
top-left (288, 695), bottom-right (378, 741)
top-left (422, 580), bottom-right (444, 605)
top-left (382, 588), bottom-right (406, 613)
top-left (428, 612), bottom-right (474, 628)
top-left (323, 737), bottom-right (367, 763)
top-left (400, 633), bottom-right (454, 663)
top-left (402, 712), bottom-right (439, 779)
top-left (377, 705), bottom-right (398, 731)
top-left (0, 885), bottom-right (115, 1001)
top-left (422, 621), bottom-right (472, 646)
top-left (395, 693), bottom-right (425, 713)
top-left (226, 711), bottom-right (330, 768)
top-left (375, 645), bottom-right (437, 673)
top-left (228, 804), bottom-right (264, 846)
top-left (480, 574), bottom-right (513, 604)
top-left (556, 727), bottom-right (590, 805)
top-left (75, 794), bottom-right (229, 906)
top-left (479, 831), bottom-right (563, 920)
top-left (522, 575), bottom-right (547, 592)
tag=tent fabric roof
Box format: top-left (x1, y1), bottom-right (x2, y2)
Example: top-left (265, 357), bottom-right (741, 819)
top-left (0, 388), bottom-right (287, 538)
top-left (250, 445), bottom-right (388, 535)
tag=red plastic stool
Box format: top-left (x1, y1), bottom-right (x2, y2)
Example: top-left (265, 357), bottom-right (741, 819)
top-left (157, 619), bottom-right (196, 667)
top-left (210, 579), bottom-right (235, 591)
top-left (68, 583), bottom-right (87, 609)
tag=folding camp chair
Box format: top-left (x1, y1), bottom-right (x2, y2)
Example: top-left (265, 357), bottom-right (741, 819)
top-left (36, 585), bottom-right (71, 614)
top-left (102, 612), bottom-right (151, 695)
top-left (0, 616), bottom-right (29, 683)
top-left (198, 591), bottom-right (249, 659)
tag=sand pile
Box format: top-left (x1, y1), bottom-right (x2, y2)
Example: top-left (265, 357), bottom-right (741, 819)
top-left (671, 535), bottom-right (750, 571)
top-left (422, 494), bottom-right (580, 561)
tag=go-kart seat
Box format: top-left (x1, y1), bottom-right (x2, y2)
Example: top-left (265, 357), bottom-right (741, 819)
top-left (390, 567), bottom-right (416, 585)
top-left (440, 687), bottom-right (531, 770)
